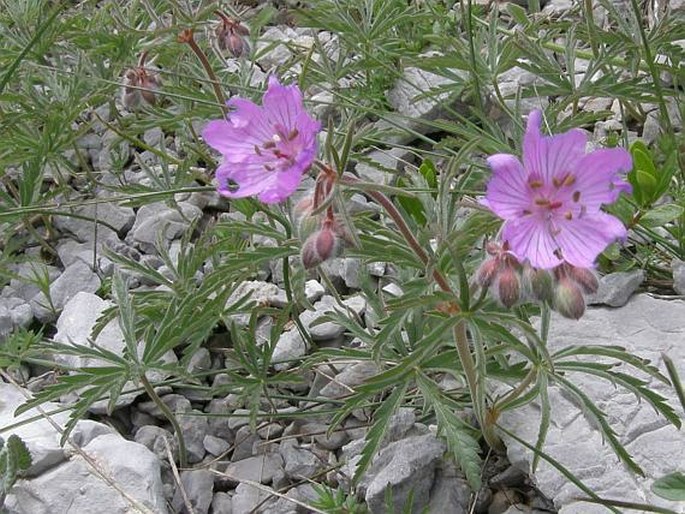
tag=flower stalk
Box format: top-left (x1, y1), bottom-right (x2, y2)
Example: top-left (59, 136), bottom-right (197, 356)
top-left (340, 174), bottom-right (503, 451)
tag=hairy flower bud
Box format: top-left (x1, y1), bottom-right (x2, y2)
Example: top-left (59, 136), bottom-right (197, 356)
top-left (567, 266), bottom-right (599, 294)
top-left (524, 266), bottom-right (554, 303)
top-left (122, 53), bottom-right (162, 110)
top-left (496, 268), bottom-right (520, 308)
top-left (476, 258), bottom-right (500, 288)
top-left (554, 278), bottom-right (586, 319)
top-left (301, 225), bottom-right (338, 269)
top-left (215, 13), bottom-right (250, 57)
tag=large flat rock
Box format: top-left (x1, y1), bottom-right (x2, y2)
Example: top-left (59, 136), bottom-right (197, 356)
top-left (499, 295), bottom-right (685, 513)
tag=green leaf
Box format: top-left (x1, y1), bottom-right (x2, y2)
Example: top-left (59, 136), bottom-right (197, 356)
top-left (506, 3), bottom-right (530, 26)
top-left (552, 374), bottom-right (644, 476)
top-left (634, 169), bottom-right (658, 202)
top-left (631, 146), bottom-right (657, 177)
top-left (652, 472), bottom-right (685, 501)
top-left (418, 159), bottom-right (438, 193)
top-left (640, 204), bottom-right (684, 228)
top-left (397, 177), bottom-right (427, 225)
top-left (6, 435), bottom-right (31, 472)
top-left (418, 375), bottom-right (483, 489)
top-left (353, 383), bottom-right (408, 485)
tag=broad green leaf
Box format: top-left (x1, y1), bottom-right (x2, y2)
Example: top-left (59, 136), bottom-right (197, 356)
top-left (418, 159), bottom-right (438, 193)
top-left (652, 472), bottom-right (685, 501)
top-left (635, 169), bottom-right (658, 202)
top-left (631, 146), bottom-right (657, 177)
top-left (640, 204), bottom-right (684, 228)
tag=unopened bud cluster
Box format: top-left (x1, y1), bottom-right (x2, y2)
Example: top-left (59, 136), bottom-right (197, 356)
top-left (296, 167), bottom-right (352, 269)
top-left (215, 12), bottom-right (250, 58)
top-left (476, 242), bottom-right (599, 319)
top-left (122, 52), bottom-right (162, 110)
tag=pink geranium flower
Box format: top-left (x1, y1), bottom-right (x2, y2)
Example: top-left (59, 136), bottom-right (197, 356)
top-left (202, 76), bottom-right (321, 204)
top-left (483, 110), bottom-right (632, 269)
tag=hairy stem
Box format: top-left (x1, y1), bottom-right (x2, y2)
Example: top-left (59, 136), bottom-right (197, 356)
top-left (341, 174), bottom-right (503, 450)
top-left (140, 374), bottom-right (188, 468)
top-left (178, 29), bottom-right (228, 115)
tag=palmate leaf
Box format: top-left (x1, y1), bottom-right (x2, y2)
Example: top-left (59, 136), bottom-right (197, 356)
top-left (417, 374), bottom-right (483, 489)
top-left (352, 383), bottom-right (408, 486)
top-left (555, 361), bottom-right (681, 428)
top-left (551, 373), bottom-right (644, 476)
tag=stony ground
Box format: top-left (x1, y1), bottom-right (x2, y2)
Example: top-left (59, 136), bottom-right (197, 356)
top-left (1, 0), bottom-right (684, 513)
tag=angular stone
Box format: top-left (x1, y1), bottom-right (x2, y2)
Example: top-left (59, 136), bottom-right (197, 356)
top-left (358, 434), bottom-right (447, 514)
top-left (272, 329), bottom-right (307, 371)
top-left (5, 434), bottom-right (167, 514)
top-left (134, 425), bottom-right (178, 462)
top-left (232, 482), bottom-right (270, 514)
top-left (8, 262), bottom-right (61, 302)
top-left (320, 361), bottom-right (379, 399)
top-left (211, 492), bottom-right (233, 514)
top-left (53, 201), bottom-right (134, 241)
top-left (425, 461), bottom-right (470, 514)
top-left (499, 295), bottom-right (685, 513)
top-left (171, 469), bottom-right (214, 514)
top-left (386, 59), bottom-right (467, 121)
top-left (127, 202), bottom-right (202, 254)
top-left (280, 440), bottom-right (321, 480)
top-left (354, 148), bottom-right (413, 185)
top-left (30, 262), bottom-right (101, 322)
top-left (0, 383), bottom-right (70, 476)
top-left (224, 454), bottom-right (284, 485)
top-left (225, 281), bottom-right (280, 327)
top-left (587, 270), bottom-right (644, 307)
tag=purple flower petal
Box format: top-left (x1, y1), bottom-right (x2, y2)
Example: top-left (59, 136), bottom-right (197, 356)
top-left (202, 76), bottom-right (321, 204)
top-left (572, 148), bottom-right (633, 208)
top-left (502, 217), bottom-right (564, 269)
top-left (553, 211), bottom-right (627, 268)
top-left (485, 154), bottom-right (530, 219)
top-left (523, 110), bottom-right (587, 184)
top-left (483, 109), bottom-right (632, 270)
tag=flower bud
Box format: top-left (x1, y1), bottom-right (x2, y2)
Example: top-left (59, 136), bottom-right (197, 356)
top-left (301, 225), bottom-right (338, 269)
top-left (567, 266), bottom-right (599, 294)
top-left (524, 266), bottom-right (554, 303)
top-left (496, 268), bottom-right (520, 308)
top-left (121, 56), bottom-right (162, 110)
top-left (476, 258), bottom-right (500, 288)
top-left (215, 15), bottom-right (250, 58)
top-left (553, 278), bottom-right (586, 319)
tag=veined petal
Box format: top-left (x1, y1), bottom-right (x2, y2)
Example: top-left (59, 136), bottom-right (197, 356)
top-left (554, 211), bottom-right (627, 268)
top-left (523, 110), bottom-right (587, 183)
top-left (259, 167), bottom-right (304, 203)
top-left (215, 160), bottom-right (273, 199)
top-left (502, 216), bottom-right (565, 269)
top-left (572, 148), bottom-right (633, 208)
top-left (485, 154), bottom-right (531, 219)
top-left (263, 76), bottom-right (304, 130)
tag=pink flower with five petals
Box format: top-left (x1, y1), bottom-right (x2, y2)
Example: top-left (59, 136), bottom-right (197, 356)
top-left (203, 76), bottom-right (321, 204)
top-left (483, 110), bottom-right (632, 269)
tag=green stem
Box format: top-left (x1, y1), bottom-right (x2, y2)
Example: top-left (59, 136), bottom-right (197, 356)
top-left (493, 366), bottom-right (538, 412)
top-left (627, 0), bottom-right (673, 133)
top-left (179, 29), bottom-right (228, 115)
top-left (341, 174), bottom-right (502, 450)
top-left (140, 374), bottom-right (188, 468)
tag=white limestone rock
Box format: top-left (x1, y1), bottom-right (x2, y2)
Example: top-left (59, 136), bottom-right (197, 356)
top-left (498, 295), bottom-right (685, 514)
